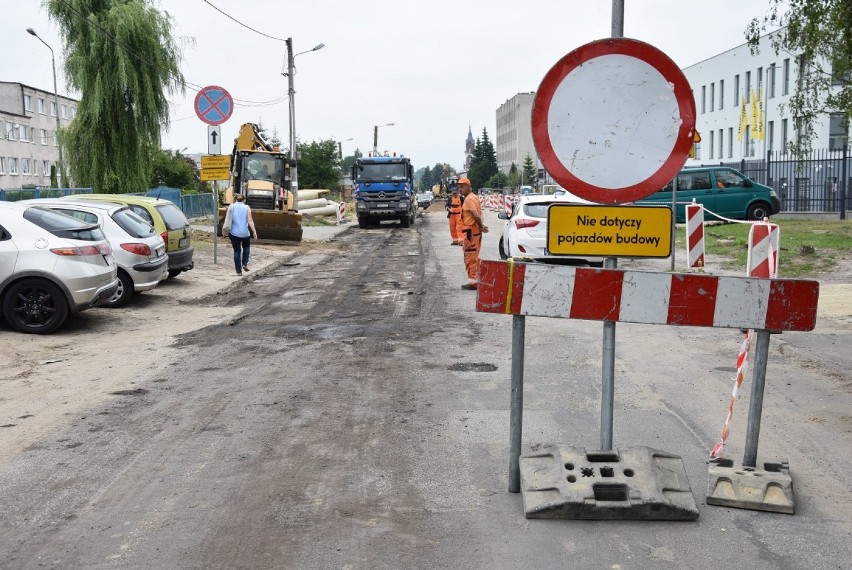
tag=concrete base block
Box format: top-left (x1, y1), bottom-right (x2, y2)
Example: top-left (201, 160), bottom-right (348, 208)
top-left (519, 446), bottom-right (698, 520)
top-left (706, 458), bottom-right (795, 514)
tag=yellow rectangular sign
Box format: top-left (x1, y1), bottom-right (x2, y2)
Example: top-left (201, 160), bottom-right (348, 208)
top-left (547, 204), bottom-right (672, 258)
top-left (201, 155), bottom-right (230, 169)
top-left (200, 167), bottom-right (230, 181)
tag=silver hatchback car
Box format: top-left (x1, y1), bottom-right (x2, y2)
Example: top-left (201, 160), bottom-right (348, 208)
top-left (0, 202), bottom-right (118, 334)
top-left (25, 199), bottom-right (169, 307)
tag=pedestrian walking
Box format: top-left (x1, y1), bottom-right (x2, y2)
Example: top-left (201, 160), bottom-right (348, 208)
top-left (446, 187), bottom-right (464, 245)
top-left (458, 178), bottom-right (488, 290)
top-left (222, 194), bottom-right (257, 276)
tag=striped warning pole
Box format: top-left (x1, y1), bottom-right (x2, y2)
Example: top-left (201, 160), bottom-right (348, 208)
top-left (710, 220), bottom-right (781, 458)
top-left (336, 201), bottom-right (345, 224)
top-left (504, 195), bottom-right (513, 216)
top-left (685, 199), bottom-right (705, 269)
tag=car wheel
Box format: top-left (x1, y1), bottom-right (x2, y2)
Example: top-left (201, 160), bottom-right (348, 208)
top-left (747, 202), bottom-right (771, 221)
top-left (167, 269), bottom-right (183, 279)
top-left (2, 278), bottom-right (69, 334)
top-left (104, 270), bottom-right (134, 308)
top-left (499, 238), bottom-right (508, 260)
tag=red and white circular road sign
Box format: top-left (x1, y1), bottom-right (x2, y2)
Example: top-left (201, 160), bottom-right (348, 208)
top-left (532, 38), bottom-right (696, 204)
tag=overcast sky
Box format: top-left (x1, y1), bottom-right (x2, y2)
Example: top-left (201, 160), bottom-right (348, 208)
top-left (7, 0), bottom-right (776, 170)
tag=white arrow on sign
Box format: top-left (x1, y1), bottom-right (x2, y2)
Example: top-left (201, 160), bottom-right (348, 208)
top-left (208, 125), bottom-right (222, 155)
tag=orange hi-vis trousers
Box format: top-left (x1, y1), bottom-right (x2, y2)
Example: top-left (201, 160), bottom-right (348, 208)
top-left (449, 213), bottom-right (462, 243)
top-left (462, 227), bottom-right (482, 284)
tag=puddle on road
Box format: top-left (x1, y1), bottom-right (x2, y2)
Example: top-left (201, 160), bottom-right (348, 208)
top-left (447, 362), bottom-right (498, 372)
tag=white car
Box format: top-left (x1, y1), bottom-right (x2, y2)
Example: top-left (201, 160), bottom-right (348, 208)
top-left (498, 190), bottom-right (604, 266)
top-left (23, 199), bottom-right (168, 307)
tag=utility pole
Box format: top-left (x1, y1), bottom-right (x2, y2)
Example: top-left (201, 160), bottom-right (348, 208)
top-left (285, 38), bottom-right (299, 210)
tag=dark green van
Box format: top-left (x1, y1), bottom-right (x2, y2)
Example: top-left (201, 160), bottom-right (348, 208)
top-left (637, 167), bottom-right (781, 222)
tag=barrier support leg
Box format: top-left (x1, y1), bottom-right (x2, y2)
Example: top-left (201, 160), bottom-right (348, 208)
top-left (509, 314), bottom-right (525, 493)
top-left (743, 329), bottom-right (770, 467)
top-left (601, 257), bottom-right (617, 451)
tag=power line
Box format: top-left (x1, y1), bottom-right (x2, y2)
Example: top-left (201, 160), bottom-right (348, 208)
top-left (200, 0), bottom-right (287, 42)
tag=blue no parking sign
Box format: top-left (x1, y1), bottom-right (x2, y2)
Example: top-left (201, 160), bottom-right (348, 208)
top-left (194, 85), bottom-right (233, 126)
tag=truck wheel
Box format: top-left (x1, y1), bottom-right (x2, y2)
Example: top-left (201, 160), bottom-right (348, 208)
top-left (358, 215), bottom-right (369, 229)
top-left (400, 214), bottom-right (411, 228)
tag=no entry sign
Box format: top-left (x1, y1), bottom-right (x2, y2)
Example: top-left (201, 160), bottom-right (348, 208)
top-left (532, 38), bottom-right (696, 204)
top-left (194, 85), bottom-right (233, 126)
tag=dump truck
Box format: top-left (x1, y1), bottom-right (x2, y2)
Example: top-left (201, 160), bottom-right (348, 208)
top-left (217, 123), bottom-right (302, 242)
top-left (351, 153), bottom-right (417, 228)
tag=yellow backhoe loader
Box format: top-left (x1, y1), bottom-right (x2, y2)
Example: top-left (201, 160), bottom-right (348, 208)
top-left (217, 123), bottom-right (302, 242)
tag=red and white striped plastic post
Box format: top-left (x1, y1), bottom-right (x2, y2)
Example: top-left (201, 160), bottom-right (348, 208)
top-left (747, 222), bottom-right (780, 278)
top-left (685, 200), bottom-right (705, 269)
top-left (336, 201), bottom-right (346, 224)
top-left (504, 195), bottom-right (513, 217)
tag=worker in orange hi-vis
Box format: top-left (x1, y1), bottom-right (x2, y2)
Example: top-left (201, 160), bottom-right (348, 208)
top-left (446, 187), bottom-right (464, 245)
top-left (458, 178), bottom-right (489, 290)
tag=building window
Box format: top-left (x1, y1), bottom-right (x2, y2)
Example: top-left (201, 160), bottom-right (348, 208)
top-left (0, 157), bottom-right (4, 174)
top-left (718, 129), bottom-right (724, 157)
top-left (22, 159), bottom-right (30, 175)
top-left (719, 79), bottom-right (725, 109)
top-left (694, 141), bottom-right (701, 160)
top-left (61, 105), bottom-right (68, 119)
top-left (8, 158), bottom-right (18, 174)
top-left (40, 129), bottom-right (47, 145)
top-left (734, 75), bottom-right (740, 105)
top-left (710, 83), bottom-right (715, 112)
top-left (50, 101), bottom-right (57, 116)
top-left (701, 85), bottom-right (706, 114)
top-left (24, 95), bottom-right (32, 112)
top-left (768, 65), bottom-right (776, 98)
top-left (768, 121), bottom-right (775, 152)
top-left (728, 128), bottom-right (734, 158)
top-left (757, 67), bottom-right (763, 95)
top-left (18, 125), bottom-right (27, 142)
top-left (781, 119), bottom-right (789, 153)
top-left (38, 98), bottom-right (46, 114)
top-left (829, 113), bottom-right (849, 150)
top-left (745, 71), bottom-right (751, 102)
top-left (5, 122), bottom-right (15, 140)
top-left (709, 130), bottom-right (715, 158)
top-left (782, 58), bottom-right (790, 95)
top-left (43, 160), bottom-right (50, 176)
top-left (53, 132), bottom-right (58, 146)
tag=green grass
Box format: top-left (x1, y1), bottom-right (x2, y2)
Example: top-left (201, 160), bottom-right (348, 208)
top-left (675, 219), bottom-right (852, 277)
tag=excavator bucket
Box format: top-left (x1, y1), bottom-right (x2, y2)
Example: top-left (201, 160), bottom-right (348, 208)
top-left (218, 208), bottom-right (303, 243)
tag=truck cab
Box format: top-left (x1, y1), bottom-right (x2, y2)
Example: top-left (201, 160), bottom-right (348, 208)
top-left (352, 155), bottom-right (417, 228)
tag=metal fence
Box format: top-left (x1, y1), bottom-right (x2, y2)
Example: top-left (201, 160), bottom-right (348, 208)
top-left (709, 145), bottom-right (850, 215)
top-left (0, 186), bottom-right (217, 220)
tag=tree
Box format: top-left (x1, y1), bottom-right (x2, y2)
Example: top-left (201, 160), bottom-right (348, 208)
top-left (150, 148), bottom-right (210, 193)
top-left (341, 148), bottom-right (362, 172)
top-left (298, 139), bottom-right (340, 189)
top-left (507, 162), bottom-right (521, 189)
top-left (746, 0), bottom-right (852, 154)
top-left (522, 154), bottom-right (537, 187)
top-left (467, 127), bottom-right (497, 190)
top-left (48, 0), bottom-right (186, 193)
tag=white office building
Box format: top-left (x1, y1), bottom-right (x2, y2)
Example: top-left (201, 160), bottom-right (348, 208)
top-left (495, 92), bottom-right (542, 175)
top-left (0, 82), bottom-right (78, 189)
top-left (683, 31), bottom-right (848, 164)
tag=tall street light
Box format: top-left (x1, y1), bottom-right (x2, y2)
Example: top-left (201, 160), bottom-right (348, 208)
top-left (373, 122), bottom-right (394, 155)
top-left (27, 27), bottom-right (67, 188)
top-left (284, 38), bottom-right (324, 210)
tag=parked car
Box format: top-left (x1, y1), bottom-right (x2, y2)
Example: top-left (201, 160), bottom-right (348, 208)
top-left (498, 190), bottom-right (604, 266)
top-left (23, 199), bottom-right (168, 307)
top-left (415, 191), bottom-right (433, 209)
top-left (69, 194), bottom-right (194, 277)
top-left (636, 166), bottom-right (781, 222)
top-left (0, 202), bottom-right (118, 334)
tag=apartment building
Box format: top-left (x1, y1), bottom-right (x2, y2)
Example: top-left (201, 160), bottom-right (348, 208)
top-left (0, 81), bottom-right (78, 189)
top-left (495, 92), bottom-right (543, 175)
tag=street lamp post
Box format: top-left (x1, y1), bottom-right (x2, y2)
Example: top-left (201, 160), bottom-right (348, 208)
top-left (283, 38), bottom-right (324, 211)
top-left (372, 122), bottom-right (394, 155)
top-left (27, 28), bottom-right (67, 188)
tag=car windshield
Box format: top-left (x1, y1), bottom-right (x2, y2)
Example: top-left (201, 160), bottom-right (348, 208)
top-left (23, 206), bottom-right (105, 241)
top-left (154, 203), bottom-right (190, 231)
top-left (357, 162), bottom-right (408, 182)
top-left (112, 208), bottom-right (155, 238)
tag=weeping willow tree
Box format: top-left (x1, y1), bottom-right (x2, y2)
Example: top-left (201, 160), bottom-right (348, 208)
top-left (47, 0), bottom-right (186, 193)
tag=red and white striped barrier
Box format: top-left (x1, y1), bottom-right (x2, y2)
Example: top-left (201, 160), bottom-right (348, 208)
top-left (685, 201), bottom-right (705, 269)
top-left (476, 260), bottom-right (818, 332)
top-left (336, 201), bottom-right (346, 224)
top-left (747, 222), bottom-right (780, 278)
top-left (710, 221), bottom-right (781, 458)
top-left (504, 195), bottom-right (514, 216)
